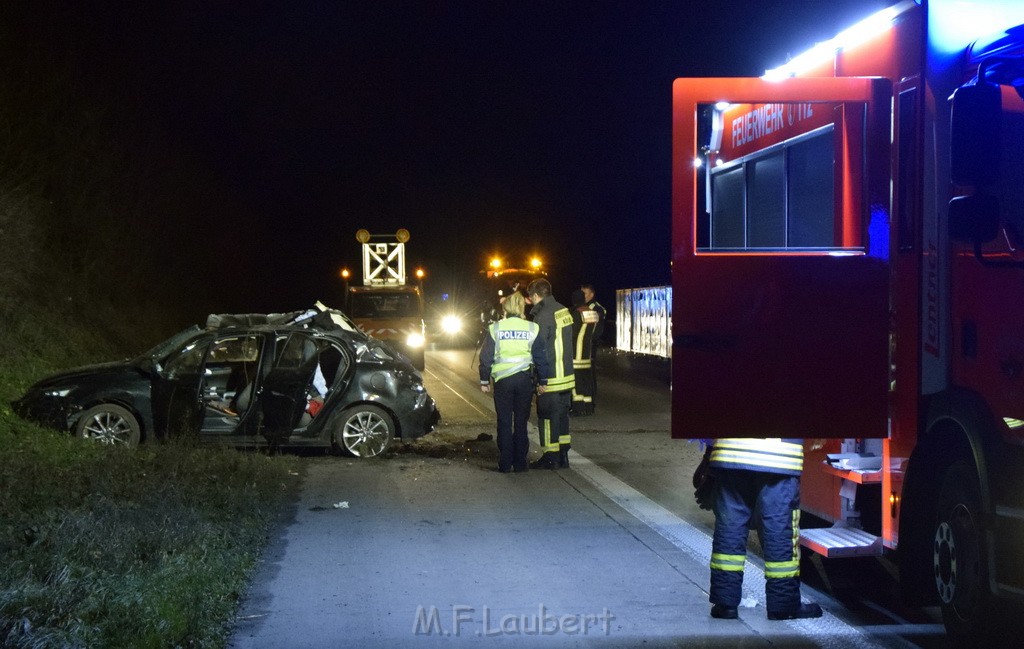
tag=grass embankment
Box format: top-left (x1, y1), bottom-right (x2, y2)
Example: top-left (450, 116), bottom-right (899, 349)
top-left (0, 302), bottom-right (298, 648)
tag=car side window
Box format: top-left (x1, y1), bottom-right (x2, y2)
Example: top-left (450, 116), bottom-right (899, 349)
top-left (164, 341), bottom-right (207, 379)
top-left (275, 333), bottom-right (315, 369)
top-left (202, 335), bottom-right (263, 405)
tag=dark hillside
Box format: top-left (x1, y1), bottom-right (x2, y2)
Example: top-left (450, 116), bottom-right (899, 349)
top-left (0, 5), bottom-right (261, 352)
top-left (0, 13), bottom-right (297, 647)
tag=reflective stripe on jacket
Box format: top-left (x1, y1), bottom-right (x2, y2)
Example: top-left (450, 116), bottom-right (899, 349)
top-left (531, 298), bottom-right (575, 392)
top-left (573, 307), bottom-right (599, 368)
top-left (709, 438), bottom-right (803, 476)
top-left (488, 318), bottom-right (540, 382)
top-left (546, 307), bottom-right (575, 391)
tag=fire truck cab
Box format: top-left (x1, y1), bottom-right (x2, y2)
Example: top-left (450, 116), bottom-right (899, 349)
top-left (671, 0), bottom-right (1024, 639)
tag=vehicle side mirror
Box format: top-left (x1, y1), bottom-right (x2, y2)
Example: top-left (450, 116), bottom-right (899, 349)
top-left (949, 194), bottom-right (999, 243)
top-left (950, 83), bottom-right (1001, 186)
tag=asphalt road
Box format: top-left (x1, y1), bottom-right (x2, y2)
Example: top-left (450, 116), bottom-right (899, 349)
top-left (228, 348), bottom-right (954, 649)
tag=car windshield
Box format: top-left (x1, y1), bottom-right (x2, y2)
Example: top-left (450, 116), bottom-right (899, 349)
top-left (350, 292), bottom-right (420, 318)
top-left (135, 326), bottom-right (202, 364)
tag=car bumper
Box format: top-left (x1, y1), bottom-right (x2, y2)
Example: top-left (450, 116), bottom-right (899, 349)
top-left (395, 393), bottom-right (439, 440)
top-left (10, 394), bottom-right (78, 431)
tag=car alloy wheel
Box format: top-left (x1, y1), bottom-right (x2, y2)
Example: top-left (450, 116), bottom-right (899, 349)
top-left (338, 405), bottom-right (394, 458)
top-left (74, 404), bottom-right (142, 447)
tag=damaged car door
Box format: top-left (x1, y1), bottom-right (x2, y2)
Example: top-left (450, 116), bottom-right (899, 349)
top-left (152, 333), bottom-right (265, 440)
top-left (258, 332), bottom-right (322, 446)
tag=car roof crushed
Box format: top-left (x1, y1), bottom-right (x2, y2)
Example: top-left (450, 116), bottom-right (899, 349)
top-left (204, 301), bottom-right (364, 337)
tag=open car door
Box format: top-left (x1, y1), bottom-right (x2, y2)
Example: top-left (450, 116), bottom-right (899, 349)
top-left (672, 76), bottom-right (891, 439)
top-left (259, 332), bottom-right (321, 445)
top-left (152, 337), bottom-right (209, 440)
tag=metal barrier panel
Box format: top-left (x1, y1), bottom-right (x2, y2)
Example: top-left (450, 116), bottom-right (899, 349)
top-left (615, 286), bottom-right (672, 358)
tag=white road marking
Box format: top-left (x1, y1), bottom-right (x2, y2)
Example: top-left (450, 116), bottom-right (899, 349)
top-left (423, 366), bottom-right (491, 417)
top-left (426, 351), bottom-right (936, 647)
top-left (568, 452), bottom-right (930, 649)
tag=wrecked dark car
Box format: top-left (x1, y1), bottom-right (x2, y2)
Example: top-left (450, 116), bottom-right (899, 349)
top-left (11, 304), bottom-right (439, 457)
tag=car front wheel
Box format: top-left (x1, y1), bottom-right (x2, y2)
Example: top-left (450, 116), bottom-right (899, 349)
top-left (74, 404), bottom-right (141, 447)
top-left (333, 404), bottom-right (394, 458)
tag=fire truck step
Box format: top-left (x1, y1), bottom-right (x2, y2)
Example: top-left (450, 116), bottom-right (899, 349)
top-left (800, 526), bottom-right (883, 558)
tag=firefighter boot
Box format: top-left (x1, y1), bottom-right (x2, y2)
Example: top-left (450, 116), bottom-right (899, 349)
top-left (530, 452), bottom-right (560, 470)
top-left (559, 445), bottom-right (571, 468)
top-left (710, 604), bottom-right (738, 620)
top-left (767, 602), bottom-right (822, 621)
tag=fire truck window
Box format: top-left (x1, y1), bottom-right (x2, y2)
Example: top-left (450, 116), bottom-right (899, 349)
top-left (700, 108), bottom-right (843, 253)
top-left (1001, 98), bottom-right (1024, 243)
top-left (350, 293), bottom-right (419, 318)
top-left (787, 132), bottom-right (835, 247)
top-left (711, 167), bottom-right (745, 248)
top-left (747, 152), bottom-right (785, 247)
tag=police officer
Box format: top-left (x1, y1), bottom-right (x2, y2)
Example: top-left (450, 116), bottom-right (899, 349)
top-left (479, 292), bottom-right (548, 473)
top-left (707, 438), bottom-right (823, 621)
top-left (527, 278), bottom-right (575, 469)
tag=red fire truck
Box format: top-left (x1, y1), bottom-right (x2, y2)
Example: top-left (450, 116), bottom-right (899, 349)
top-left (671, 0), bottom-right (1024, 639)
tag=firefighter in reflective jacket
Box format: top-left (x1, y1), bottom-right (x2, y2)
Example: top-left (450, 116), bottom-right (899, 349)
top-left (479, 292), bottom-right (548, 472)
top-left (527, 278), bottom-right (575, 469)
top-left (569, 289), bottom-right (600, 416)
top-left (707, 438), bottom-right (823, 621)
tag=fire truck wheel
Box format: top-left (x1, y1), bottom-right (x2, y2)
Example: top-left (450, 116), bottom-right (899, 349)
top-left (933, 460), bottom-right (990, 641)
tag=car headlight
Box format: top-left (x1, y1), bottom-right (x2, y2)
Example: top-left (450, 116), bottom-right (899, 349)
top-left (406, 332), bottom-right (425, 348)
top-left (441, 315), bottom-right (462, 334)
top-left (44, 387), bottom-right (72, 398)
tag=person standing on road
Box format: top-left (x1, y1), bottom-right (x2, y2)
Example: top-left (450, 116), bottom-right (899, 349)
top-left (527, 278), bottom-right (575, 469)
top-left (706, 438), bottom-right (823, 621)
top-left (580, 284), bottom-right (606, 409)
top-left (569, 289), bottom-right (599, 417)
top-left (479, 292), bottom-right (548, 473)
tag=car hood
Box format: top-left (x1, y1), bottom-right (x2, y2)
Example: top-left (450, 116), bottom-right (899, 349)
top-left (29, 360), bottom-right (141, 389)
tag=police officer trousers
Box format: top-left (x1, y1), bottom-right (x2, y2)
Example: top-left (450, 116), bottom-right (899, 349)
top-left (493, 371), bottom-right (533, 470)
top-left (536, 390), bottom-right (570, 454)
top-left (710, 469), bottom-right (802, 613)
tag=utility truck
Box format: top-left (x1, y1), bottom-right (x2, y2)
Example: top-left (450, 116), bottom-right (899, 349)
top-left (346, 229), bottom-right (426, 370)
top-left (671, 0), bottom-right (1024, 639)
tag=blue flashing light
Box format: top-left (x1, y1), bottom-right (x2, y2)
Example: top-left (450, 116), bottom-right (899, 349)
top-left (929, 0), bottom-right (1024, 55)
top-left (867, 204), bottom-right (890, 261)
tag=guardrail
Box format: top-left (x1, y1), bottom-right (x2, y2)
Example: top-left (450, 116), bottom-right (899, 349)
top-left (615, 286), bottom-right (671, 358)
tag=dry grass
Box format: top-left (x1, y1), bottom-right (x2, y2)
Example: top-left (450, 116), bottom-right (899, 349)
top-left (0, 424), bottom-right (297, 648)
top-left (0, 302), bottom-right (297, 649)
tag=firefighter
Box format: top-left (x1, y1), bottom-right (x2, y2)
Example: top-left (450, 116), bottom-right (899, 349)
top-left (569, 289), bottom-right (599, 416)
top-left (580, 283), bottom-right (606, 407)
top-left (526, 278), bottom-right (575, 469)
top-left (478, 292), bottom-right (548, 473)
top-left (707, 438), bottom-right (823, 621)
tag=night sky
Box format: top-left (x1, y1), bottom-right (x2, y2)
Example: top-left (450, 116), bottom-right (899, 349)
top-left (17, 0), bottom-right (893, 315)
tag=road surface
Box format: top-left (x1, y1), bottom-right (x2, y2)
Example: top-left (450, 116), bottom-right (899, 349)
top-left (229, 348), bottom-right (951, 648)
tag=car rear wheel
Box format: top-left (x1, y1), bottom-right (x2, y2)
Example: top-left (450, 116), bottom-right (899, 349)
top-left (334, 404), bottom-right (394, 458)
top-left (74, 404), bottom-right (141, 448)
